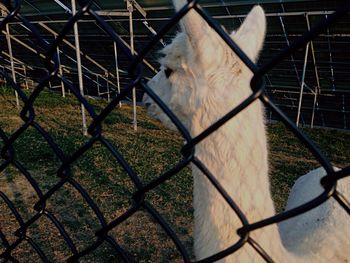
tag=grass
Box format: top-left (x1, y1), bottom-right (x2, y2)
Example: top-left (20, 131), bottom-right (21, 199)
top-left (0, 87), bottom-right (349, 262)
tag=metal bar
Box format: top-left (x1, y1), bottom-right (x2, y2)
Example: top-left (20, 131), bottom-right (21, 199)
top-left (37, 21), bottom-right (157, 75)
top-left (142, 0), bottom-right (320, 11)
top-left (57, 47), bottom-right (65, 97)
top-left (38, 22), bottom-right (112, 76)
top-left (310, 90), bottom-right (318, 128)
top-left (118, 35), bottom-right (158, 74)
top-left (305, 14), bottom-right (321, 128)
top-left (10, 10), bottom-right (341, 25)
top-left (1, 65), bottom-right (28, 78)
top-left (296, 42), bottom-right (310, 127)
top-left (96, 74), bottom-right (100, 96)
top-left (279, 5), bottom-right (301, 123)
top-left (23, 65), bottom-right (29, 89)
top-left (19, 1), bottom-right (323, 16)
top-left (10, 31), bottom-right (350, 40)
top-left (113, 41), bottom-right (122, 107)
top-left (279, 5), bottom-right (301, 86)
top-left (2, 30), bottom-right (46, 59)
top-left (0, 2), bottom-right (8, 11)
top-left (267, 86), bottom-right (350, 94)
top-left (71, 0), bottom-right (87, 136)
top-left (106, 73), bottom-right (110, 102)
top-left (128, 0), bottom-right (137, 131)
top-left (129, 0), bottom-right (147, 17)
top-left (27, 22), bottom-right (155, 74)
top-left (5, 23), bottom-right (20, 108)
top-left (1, 51), bottom-right (33, 70)
top-left (54, 0), bottom-right (72, 13)
top-left (269, 103), bottom-right (350, 114)
top-left (6, 22), bottom-right (157, 75)
top-left (95, 10), bottom-right (129, 16)
top-left (325, 14), bottom-right (336, 91)
top-left (142, 21), bottom-right (165, 46)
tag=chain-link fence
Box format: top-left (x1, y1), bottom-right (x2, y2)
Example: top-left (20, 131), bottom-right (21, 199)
top-left (0, 0), bottom-right (350, 262)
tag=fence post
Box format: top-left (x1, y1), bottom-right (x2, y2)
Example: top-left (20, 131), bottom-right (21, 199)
top-left (71, 0), bottom-right (87, 136)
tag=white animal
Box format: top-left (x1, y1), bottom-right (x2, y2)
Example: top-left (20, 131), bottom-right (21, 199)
top-left (143, 1), bottom-right (350, 262)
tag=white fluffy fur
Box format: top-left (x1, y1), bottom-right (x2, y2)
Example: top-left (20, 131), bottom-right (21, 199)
top-left (143, 1), bottom-right (350, 262)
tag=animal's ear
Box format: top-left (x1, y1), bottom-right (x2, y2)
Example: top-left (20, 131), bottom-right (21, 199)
top-left (173, 0), bottom-right (209, 40)
top-left (231, 6), bottom-right (266, 62)
top-left (172, 0), bottom-right (225, 66)
top-left (173, 0), bottom-right (211, 45)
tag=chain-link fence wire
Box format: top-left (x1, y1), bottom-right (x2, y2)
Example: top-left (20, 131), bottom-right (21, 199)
top-left (0, 0), bottom-right (350, 262)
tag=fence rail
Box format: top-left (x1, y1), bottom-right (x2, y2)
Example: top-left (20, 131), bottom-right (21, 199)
top-left (0, 0), bottom-right (349, 262)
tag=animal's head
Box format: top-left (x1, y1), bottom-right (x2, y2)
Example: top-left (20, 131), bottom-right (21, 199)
top-left (143, 2), bottom-right (266, 133)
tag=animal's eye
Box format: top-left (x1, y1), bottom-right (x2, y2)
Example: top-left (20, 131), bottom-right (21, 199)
top-left (164, 67), bottom-right (173, 78)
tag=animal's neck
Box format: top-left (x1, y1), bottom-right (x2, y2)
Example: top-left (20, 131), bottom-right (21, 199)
top-left (190, 92), bottom-right (295, 261)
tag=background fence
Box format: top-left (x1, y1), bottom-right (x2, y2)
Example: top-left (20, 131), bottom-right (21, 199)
top-left (0, 0), bottom-right (349, 262)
